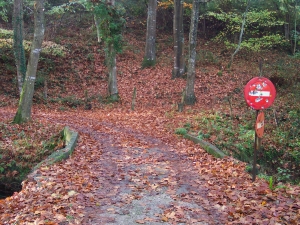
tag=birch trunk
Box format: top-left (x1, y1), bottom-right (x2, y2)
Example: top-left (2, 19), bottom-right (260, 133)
top-left (172, 0), bottom-right (185, 79)
top-left (14, 0), bottom-right (45, 123)
top-left (184, 0), bottom-right (201, 105)
top-left (13, 0), bottom-right (26, 95)
top-left (142, 0), bottom-right (157, 68)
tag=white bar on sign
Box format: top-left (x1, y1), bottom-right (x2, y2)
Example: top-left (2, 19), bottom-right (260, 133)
top-left (249, 91), bottom-right (270, 97)
top-left (257, 121), bottom-right (264, 129)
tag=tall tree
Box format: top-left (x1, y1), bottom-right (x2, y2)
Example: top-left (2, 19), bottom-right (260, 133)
top-left (291, 0), bottom-right (299, 54)
top-left (172, 0), bottom-right (185, 79)
top-left (260, 0), bottom-right (299, 54)
top-left (92, 0), bottom-right (124, 101)
top-left (14, 0), bottom-right (45, 123)
top-left (184, 0), bottom-right (201, 105)
top-left (105, 0), bottom-right (118, 101)
top-left (105, 0), bottom-right (121, 101)
top-left (142, 0), bottom-right (157, 68)
top-left (13, 0), bottom-right (26, 95)
top-left (107, 36), bottom-right (118, 101)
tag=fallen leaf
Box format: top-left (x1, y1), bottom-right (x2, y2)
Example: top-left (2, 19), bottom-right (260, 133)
top-left (54, 213), bottom-right (66, 221)
top-left (161, 215), bottom-right (168, 222)
top-left (68, 190), bottom-right (77, 196)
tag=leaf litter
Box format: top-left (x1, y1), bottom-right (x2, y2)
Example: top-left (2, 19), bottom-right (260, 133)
top-left (0, 25), bottom-right (299, 225)
top-left (0, 109), bottom-right (299, 224)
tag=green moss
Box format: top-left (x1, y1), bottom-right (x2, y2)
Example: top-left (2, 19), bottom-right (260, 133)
top-left (184, 94), bottom-right (196, 105)
top-left (106, 93), bottom-right (120, 103)
top-left (184, 134), bottom-right (226, 158)
top-left (175, 128), bottom-right (188, 135)
top-left (13, 109), bottom-right (24, 124)
top-left (141, 58), bottom-right (156, 68)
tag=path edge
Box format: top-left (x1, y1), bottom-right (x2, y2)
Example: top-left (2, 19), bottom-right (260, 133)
top-left (28, 126), bottom-right (79, 181)
top-left (184, 133), bottom-right (226, 158)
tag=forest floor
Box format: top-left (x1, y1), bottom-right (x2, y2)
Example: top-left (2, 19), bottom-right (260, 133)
top-left (0, 17), bottom-right (300, 224)
top-left (0, 107), bottom-right (299, 225)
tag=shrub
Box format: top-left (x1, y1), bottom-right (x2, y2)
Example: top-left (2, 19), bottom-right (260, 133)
top-left (0, 28), bottom-right (13, 39)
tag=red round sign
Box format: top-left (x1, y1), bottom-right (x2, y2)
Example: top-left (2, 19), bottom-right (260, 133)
top-left (244, 77), bottom-right (276, 110)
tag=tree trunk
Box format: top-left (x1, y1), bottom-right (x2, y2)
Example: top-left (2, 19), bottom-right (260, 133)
top-left (106, 0), bottom-right (119, 101)
top-left (14, 0), bottom-right (45, 123)
top-left (94, 13), bottom-right (101, 43)
top-left (184, 0), bottom-right (201, 105)
top-left (142, 0), bottom-right (157, 68)
top-left (293, 2), bottom-right (298, 55)
top-left (13, 0), bottom-right (26, 95)
top-left (107, 43), bottom-right (119, 101)
top-left (228, 0), bottom-right (250, 69)
top-left (284, 22), bottom-right (290, 40)
top-left (202, 1), bottom-right (209, 38)
top-left (172, 0), bottom-right (185, 79)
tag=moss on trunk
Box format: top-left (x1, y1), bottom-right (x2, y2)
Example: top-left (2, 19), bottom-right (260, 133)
top-left (142, 57), bottom-right (156, 68)
top-left (184, 94), bottom-right (196, 105)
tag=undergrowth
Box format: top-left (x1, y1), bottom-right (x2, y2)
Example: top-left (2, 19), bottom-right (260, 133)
top-left (174, 56), bottom-right (300, 184)
top-left (187, 103), bottom-right (300, 184)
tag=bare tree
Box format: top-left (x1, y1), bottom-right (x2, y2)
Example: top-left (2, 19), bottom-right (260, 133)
top-left (14, 0), bottom-right (45, 123)
top-left (184, 0), bottom-right (201, 105)
top-left (142, 0), bottom-right (157, 68)
top-left (172, 0), bottom-right (185, 79)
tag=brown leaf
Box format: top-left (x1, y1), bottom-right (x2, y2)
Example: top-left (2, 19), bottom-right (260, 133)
top-left (161, 215), bottom-right (168, 222)
top-left (54, 213), bottom-right (66, 221)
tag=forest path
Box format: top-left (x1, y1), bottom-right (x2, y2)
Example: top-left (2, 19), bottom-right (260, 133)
top-left (0, 108), bottom-right (228, 224)
top-left (36, 111), bottom-right (227, 224)
top-left (1, 108), bottom-right (299, 225)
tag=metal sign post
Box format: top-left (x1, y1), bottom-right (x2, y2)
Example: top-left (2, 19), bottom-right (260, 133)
top-left (244, 77), bottom-right (276, 182)
top-left (253, 110), bottom-right (258, 181)
top-left (252, 110), bottom-right (264, 181)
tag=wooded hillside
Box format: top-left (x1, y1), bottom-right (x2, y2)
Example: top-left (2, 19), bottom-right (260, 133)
top-left (0, 0), bottom-right (299, 224)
